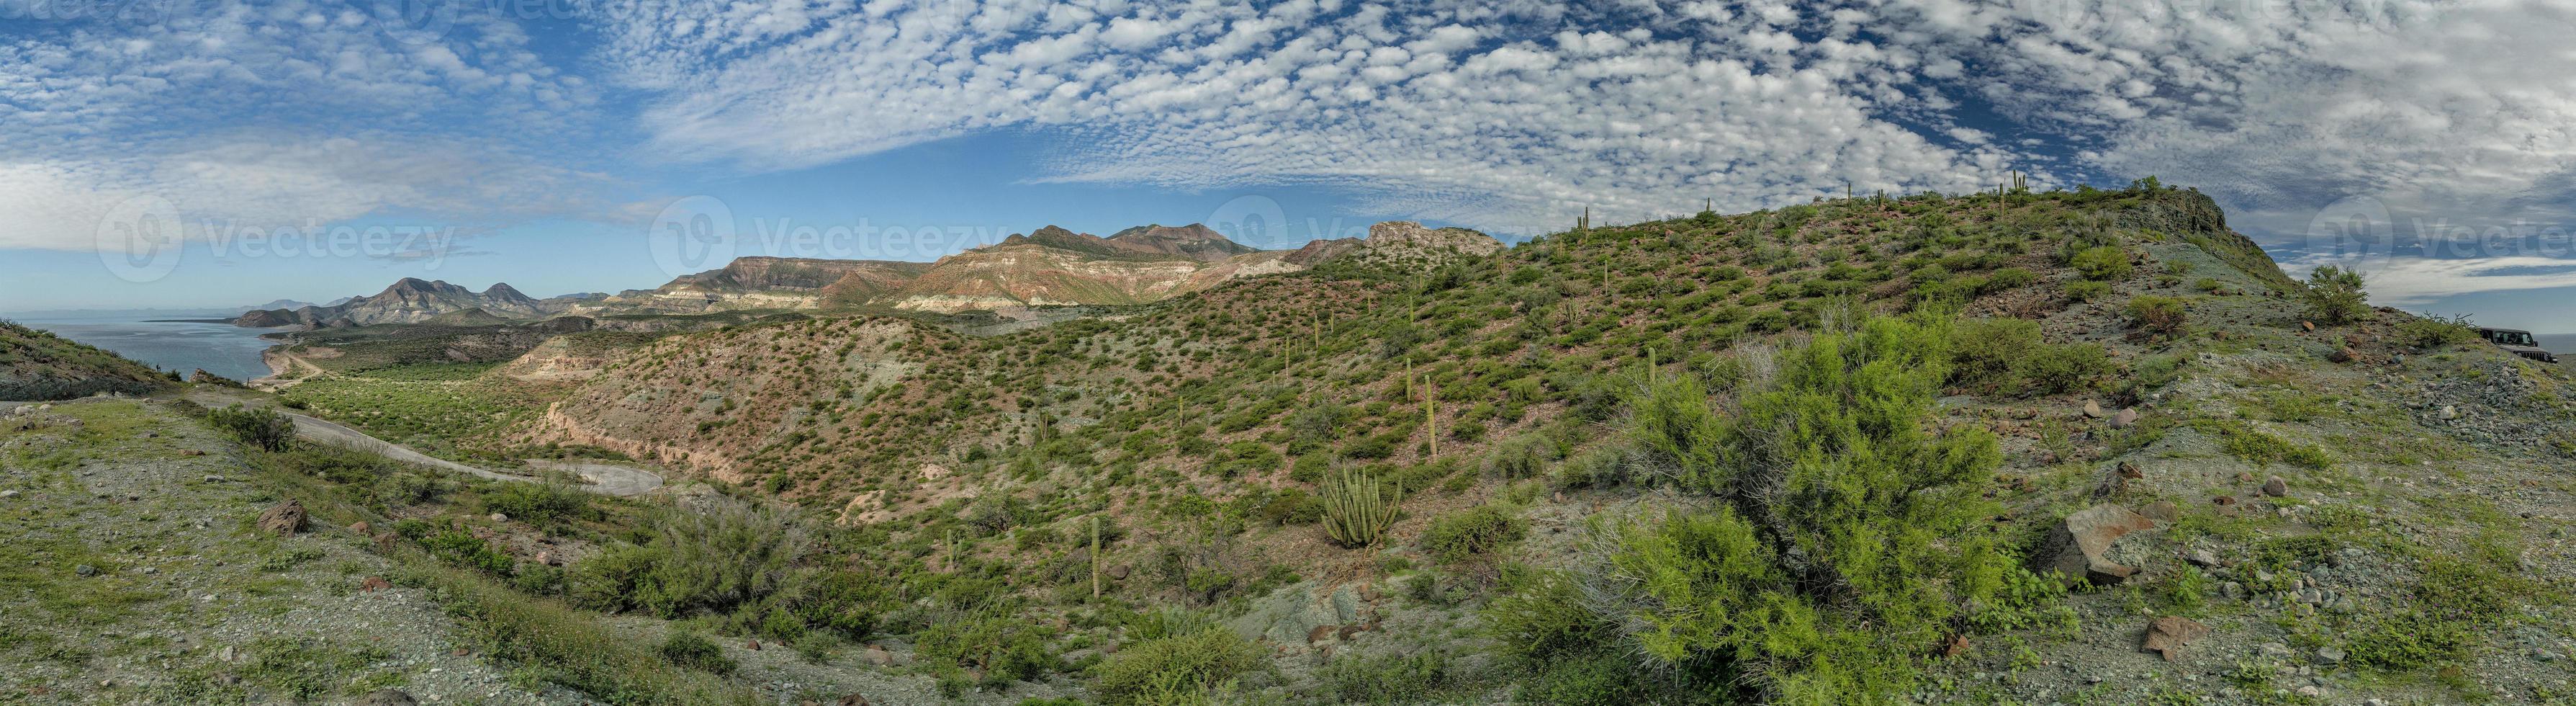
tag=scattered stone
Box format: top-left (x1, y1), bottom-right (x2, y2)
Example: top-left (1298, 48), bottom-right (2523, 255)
top-left (2213, 496), bottom-right (2236, 506)
top-left (488, 512), bottom-right (508, 522)
top-left (863, 645), bottom-right (894, 666)
top-left (217, 645), bottom-right (238, 662)
top-left (359, 576), bottom-right (392, 593)
top-left (2140, 501), bottom-right (2179, 524)
top-left (0, 490), bottom-right (17, 499)
top-left (2117, 462), bottom-right (2144, 479)
top-left (2302, 321), bottom-right (2317, 331)
top-left (2034, 504), bottom-right (2158, 585)
top-left (2112, 408), bottom-right (2140, 429)
top-left (201, 475), bottom-right (227, 483)
top-left (746, 639), bottom-right (762, 651)
top-left (2084, 400), bottom-right (2108, 419)
top-left (2330, 347), bottom-right (2356, 364)
top-left (351, 521), bottom-right (370, 534)
top-left (2438, 405), bottom-right (2460, 420)
top-left (2261, 476), bottom-right (2289, 497)
top-left (2187, 549), bottom-right (2220, 568)
top-left (1107, 564), bottom-right (1130, 579)
top-left (73, 564), bottom-right (97, 576)
top-left (2142, 617), bottom-right (2211, 661)
top-left (356, 689), bottom-right (418, 706)
top-left (2317, 645), bottom-right (2346, 663)
top-left (256, 501), bottom-right (307, 536)
top-left (836, 694), bottom-right (872, 706)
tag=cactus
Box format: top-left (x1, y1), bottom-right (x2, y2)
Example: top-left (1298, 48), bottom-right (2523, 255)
top-left (1321, 467), bottom-right (1401, 548)
top-left (1425, 390), bottom-right (1438, 459)
top-left (1090, 515), bottom-right (1102, 599)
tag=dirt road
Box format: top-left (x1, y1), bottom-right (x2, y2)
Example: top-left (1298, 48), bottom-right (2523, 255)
top-left (179, 390), bottom-right (664, 496)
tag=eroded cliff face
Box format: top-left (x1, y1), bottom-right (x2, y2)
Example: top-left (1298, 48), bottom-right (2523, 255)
top-left (522, 318), bottom-right (928, 482)
top-left (579, 222), bottom-right (1505, 316)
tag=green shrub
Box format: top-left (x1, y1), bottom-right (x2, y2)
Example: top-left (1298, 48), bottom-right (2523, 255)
top-left (2397, 316), bottom-right (2479, 348)
top-left (207, 405), bottom-right (295, 452)
top-left (1513, 314), bottom-right (2015, 704)
top-left (1089, 627), bottom-right (1265, 705)
top-left (659, 631), bottom-right (737, 674)
top-left (2065, 280), bottom-right (2111, 302)
top-left (1256, 488), bottom-right (1324, 525)
top-left (2124, 295), bottom-right (2188, 337)
top-left (917, 607), bottom-right (1060, 682)
top-left (562, 496), bottom-right (811, 620)
top-left (482, 482), bottom-right (590, 526)
top-left (2300, 265), bottom-right (2370, 324)
top-left (1482, 433), bottom-right (1557, 478)
top-left (1317, 648), bottom-right (1459, 705)
top-left (2022, 343), bottom-right (2113, 394)
top-left (1422, 505), bottom-right (1527, 563)
top-left (2071, 246), bottom-right (2132, 281)
top-left (1984, 267), bottom-right (2038, 290)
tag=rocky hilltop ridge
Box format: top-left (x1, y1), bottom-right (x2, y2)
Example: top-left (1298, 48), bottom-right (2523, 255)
top-left (589, 220), bottom-right (1504, 316)
top-left (234, 278), bottom-right (553, 328)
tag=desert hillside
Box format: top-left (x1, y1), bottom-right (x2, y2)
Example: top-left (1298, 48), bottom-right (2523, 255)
top-left (18, 184), bottom-right (2574, 705)
top-left (0, 321), bottom-right (171, 401)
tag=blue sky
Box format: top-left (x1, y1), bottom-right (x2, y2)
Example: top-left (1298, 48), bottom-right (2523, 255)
top-left (6, 1), bottom-right (2576, 333)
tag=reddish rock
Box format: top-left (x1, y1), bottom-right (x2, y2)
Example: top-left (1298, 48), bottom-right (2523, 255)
top-left (2261, 476), bottom-right (2289, 497)
top-left (359, 576), bottom-right (392, 593)
top-left (349, 521), bottom-right (370, 534)
top-left (2033, 504), bottom-right (2158, 585)
top-left (2142, 617), bottom-right (2211, 661)
top-left (2117, 462), bottom-right (2144, 479)
top-left (2213, 496), bottom-right (2236, 506)
top-left (256, 501), bottom-right (307, 536)
top-left (1940, 634), bottom-right (1971, 658)
top-left (2112, 408), bottom-right (2140, 429)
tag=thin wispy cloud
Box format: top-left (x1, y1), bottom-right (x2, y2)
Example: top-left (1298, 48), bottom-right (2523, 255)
top-left (10, 0), bottom-right (2576, 322)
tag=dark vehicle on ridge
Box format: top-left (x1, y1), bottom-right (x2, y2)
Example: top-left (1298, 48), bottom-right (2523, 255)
top-left (2478, 327), bottom-right (2559, 363)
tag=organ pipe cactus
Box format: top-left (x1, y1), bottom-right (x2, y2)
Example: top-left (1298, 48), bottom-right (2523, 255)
top-left (1321, 467), bottom-right (1401, 548)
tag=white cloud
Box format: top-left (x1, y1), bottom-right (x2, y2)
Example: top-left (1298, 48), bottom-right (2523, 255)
top-left (0, 0), bottom-right (611, 251)
top-left (2282, 252), bottom-right (2576, 308)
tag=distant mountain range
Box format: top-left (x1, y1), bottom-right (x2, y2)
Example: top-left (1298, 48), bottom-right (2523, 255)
top-left (233, 220), bottom-right (1501, 327)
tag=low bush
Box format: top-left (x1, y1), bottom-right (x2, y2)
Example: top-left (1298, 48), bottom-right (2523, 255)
top-left (2125, 295), bottom-right (2188, 337)
top-left (1500, 314), bottom-right (2019, 704)
top-left (482, 482), bottom-right (590, 526)
top-left (1482, 433), bottom-right (1557, 478)
top-left (2301, 265), bottom-right (2371, 324)
top-left (658, 631), bottom-right (738, 674)
top-left (2397, 316), bottom-right (2480, 348)
top-left (1089, 627), bottom-right (1265, 705)
top-left (208, 405), bottom-right (295, 452)
top-left (1421, 504), bottom-right (1527, 563)
top-left (2071, 246), bottom-right (2133, 281)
